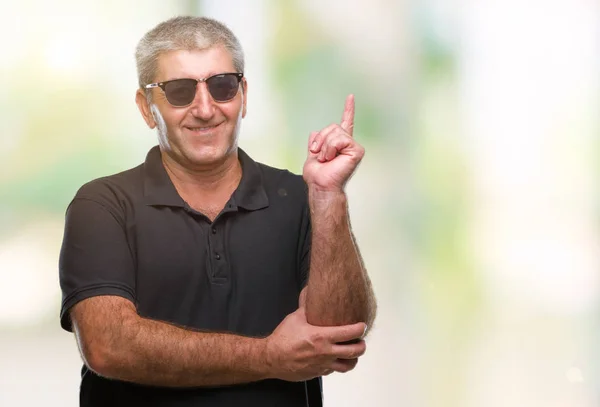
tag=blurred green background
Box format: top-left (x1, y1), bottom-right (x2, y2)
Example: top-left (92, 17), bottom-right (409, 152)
top-left (1, 0), bottom-right (599, 406)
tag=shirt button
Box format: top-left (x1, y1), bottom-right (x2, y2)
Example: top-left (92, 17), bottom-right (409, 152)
top-left (212, 227), bottom-right (217, 234)
top-left (215, 253), bottom-right (221, 260)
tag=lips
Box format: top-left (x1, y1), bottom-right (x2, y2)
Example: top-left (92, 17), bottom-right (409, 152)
top-left (184, 122), bottom-right (223, 132)
top-left (188, 125), bottom-right (216, 131)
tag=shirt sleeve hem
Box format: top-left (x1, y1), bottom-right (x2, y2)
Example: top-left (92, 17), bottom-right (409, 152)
top-left (60, 284), bottom-right (136, 332)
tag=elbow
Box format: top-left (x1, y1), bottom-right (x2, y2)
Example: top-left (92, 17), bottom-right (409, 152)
top-left (80, 339), bottom-right (125, 379)
top-left (367, 300), bottom-right (377, 331)
top-left (364, 311), bottom-right (376, 336)
top-left (82, 343), bottom-right (115, 378)
top-left (361, 300), bottom-right (377, 336)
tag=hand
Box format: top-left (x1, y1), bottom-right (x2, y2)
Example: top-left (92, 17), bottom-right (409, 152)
top-left (298, 287), bottom-right (307, 308)
top-left (265, 307), bottom-right (367, 382)
top-left (303, 94), bottom-right (365, 193)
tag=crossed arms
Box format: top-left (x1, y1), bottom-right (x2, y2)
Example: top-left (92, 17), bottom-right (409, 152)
top-left (67, 190), bottom-right (376, 387)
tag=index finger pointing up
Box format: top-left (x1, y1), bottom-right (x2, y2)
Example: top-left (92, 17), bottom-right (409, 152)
top-left (340, 94), bottom-right (355, 137)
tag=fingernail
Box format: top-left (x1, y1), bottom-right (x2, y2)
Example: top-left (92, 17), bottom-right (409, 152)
top-left (363, 325), bottom-right (368, 336)
top-left (311, 141), bottom-right (318, 152)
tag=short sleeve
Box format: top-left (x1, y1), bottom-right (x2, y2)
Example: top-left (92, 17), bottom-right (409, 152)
top-left (297, 198), bottom-right (312, 289)
top-left (59, 197), bottom-right (136, 332)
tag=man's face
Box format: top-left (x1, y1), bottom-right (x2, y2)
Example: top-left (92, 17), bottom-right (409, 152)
top-left (137, 46), bottom-right (247, 168)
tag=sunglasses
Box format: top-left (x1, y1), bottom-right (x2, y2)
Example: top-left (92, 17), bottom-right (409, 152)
top-left (145, 72), bottom-right (244, 107)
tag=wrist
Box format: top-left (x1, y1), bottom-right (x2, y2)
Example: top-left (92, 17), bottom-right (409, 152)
top-left (258, 336), bottom-right (277, 380)
top-left (308, 186), bottom-right (347, 206)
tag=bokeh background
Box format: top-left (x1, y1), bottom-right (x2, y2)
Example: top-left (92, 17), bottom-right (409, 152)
top-left (1, 0), bottom-right (599, 405)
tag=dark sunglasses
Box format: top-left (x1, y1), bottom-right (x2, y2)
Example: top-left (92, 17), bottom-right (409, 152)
top-left (145, 72), bottom-right (244, 107)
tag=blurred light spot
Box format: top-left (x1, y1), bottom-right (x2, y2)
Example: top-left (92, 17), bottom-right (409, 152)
top-left (0, 220), bottom-right (62, 327)
top-left (566, 367), bottom-right (583, 383)
top-left (45, 35), bottom-right (82, 73)
top-left (0, 116), bottom-right (23, 164)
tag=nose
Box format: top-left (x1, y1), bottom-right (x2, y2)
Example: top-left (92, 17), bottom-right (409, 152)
top-left (188, 81), bottom-right (216, 121)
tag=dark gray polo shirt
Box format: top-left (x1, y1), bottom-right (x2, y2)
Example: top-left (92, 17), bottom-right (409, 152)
top-left (59, 146), bottom-right (322, 407)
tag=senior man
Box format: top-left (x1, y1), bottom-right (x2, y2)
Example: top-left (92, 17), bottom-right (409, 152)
top-left (59, 16), bottom-right (376, 407)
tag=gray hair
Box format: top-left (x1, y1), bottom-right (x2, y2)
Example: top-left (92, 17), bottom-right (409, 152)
top-left (135, 16), bottom-right (245, 93)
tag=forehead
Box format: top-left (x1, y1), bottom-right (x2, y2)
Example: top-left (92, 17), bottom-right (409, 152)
top-left (155, 46), bottom-right (235, 81)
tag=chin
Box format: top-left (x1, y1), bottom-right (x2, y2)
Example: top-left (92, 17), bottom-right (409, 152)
top-left (186, 145), bottom-right (233, 165)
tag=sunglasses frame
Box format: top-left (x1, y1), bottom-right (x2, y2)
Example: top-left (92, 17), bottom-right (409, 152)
top-left (145, 72), bottom-right (244, 107)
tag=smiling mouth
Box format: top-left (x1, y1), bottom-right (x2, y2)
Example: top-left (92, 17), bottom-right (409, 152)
top-left (185, 122), bottom-right (222, 132)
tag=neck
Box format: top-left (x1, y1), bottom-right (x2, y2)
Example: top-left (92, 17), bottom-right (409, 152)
top-left (161, 149), bottom-right (243, 199)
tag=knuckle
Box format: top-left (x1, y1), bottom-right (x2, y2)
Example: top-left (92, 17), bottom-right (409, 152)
top-left (350, 153), bottom-right (363, 163)
top-left (334, 137), bottom-right (347, 147)
top-left (309, 331), bottom-right (323, 345)
top-left (320, 125), bottom-right (334, 136)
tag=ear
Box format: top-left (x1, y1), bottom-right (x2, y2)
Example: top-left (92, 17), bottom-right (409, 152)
top-left (136, 89), bottom-right (156, 129)
top-left (241, 78), bottom-right (247, 118)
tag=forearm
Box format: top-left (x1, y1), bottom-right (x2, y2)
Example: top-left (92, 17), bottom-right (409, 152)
top-left (91, 313), bottom-right (268, 387)
top-left (304, 189), bottom-right (377, 329)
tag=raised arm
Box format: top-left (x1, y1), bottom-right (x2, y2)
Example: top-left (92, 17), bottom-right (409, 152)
top-left (302, 95), bottom-right (377, 330)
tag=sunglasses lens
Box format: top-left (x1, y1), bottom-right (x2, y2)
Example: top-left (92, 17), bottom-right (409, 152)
top-left (164, 79), bottom-right (197, 106)
top-left (207, 74), bottom-right (240, 102)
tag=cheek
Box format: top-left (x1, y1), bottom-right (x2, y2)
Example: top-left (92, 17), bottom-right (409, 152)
top-left (162, 112), bottom-right (186, 133)
top-left (224, 104), bottom-right (243, 124)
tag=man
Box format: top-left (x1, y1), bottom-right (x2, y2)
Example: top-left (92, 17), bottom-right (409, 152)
top-left (59, 16), bottom-right (376, 407)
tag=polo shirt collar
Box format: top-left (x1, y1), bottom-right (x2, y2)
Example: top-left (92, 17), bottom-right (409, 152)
top-left (143, 146), bottom-right (185, 207)
top-left (143, 146), bottom-right (269, 211)
top-left (233, 148), bottom-right (269, 211)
